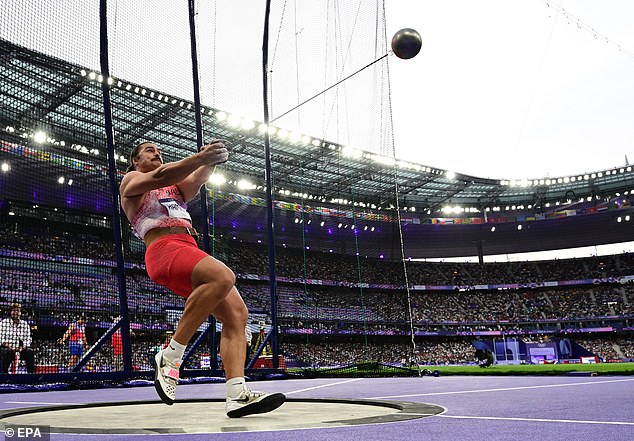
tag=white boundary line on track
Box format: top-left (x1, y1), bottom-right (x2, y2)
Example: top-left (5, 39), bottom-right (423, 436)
top-left (4, 401), bottom-right (79, 405)
top-left (437, 414), bottom-right (634, 426)
top-left (285, 378), bottom-right (365, 395)
top-left (369, 377), bottom-right (634, 399)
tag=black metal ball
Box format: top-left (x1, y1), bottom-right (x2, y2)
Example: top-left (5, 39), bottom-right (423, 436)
top-left (391, 28), bottom-right (422, 60)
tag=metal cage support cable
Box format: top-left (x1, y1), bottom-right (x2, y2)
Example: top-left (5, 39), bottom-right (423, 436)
top-left (188, 0), bottom-right (218, 370)
top-left (262, 0), bottom-right (280, 368)
top-left (99, 0), bottom-right (133, 375)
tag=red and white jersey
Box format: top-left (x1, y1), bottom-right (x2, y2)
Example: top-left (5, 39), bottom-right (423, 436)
top-left (130, 185), bottom-right (192, 239)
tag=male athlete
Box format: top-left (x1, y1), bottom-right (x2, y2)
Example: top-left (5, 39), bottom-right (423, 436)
top-left (120, 140), bottom-right (285, 417)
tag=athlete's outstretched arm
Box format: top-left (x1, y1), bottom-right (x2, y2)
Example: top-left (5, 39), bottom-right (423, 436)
top-left (176, 141), bottom-right (228, 202)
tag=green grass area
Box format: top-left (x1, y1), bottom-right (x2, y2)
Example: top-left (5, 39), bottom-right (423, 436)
top-left (431, 362), bottom-right (634, 376)
top-left (288, 362), bottom-right (634, 377)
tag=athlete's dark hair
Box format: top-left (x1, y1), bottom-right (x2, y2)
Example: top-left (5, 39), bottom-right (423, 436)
top-left (125, 141), bottom-right (154, 173)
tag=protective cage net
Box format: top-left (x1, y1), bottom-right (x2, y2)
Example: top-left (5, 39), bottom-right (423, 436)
top-left (0, 0), bottom-right (427, 385)
top-left (264, 1), bottom-right (418, 375)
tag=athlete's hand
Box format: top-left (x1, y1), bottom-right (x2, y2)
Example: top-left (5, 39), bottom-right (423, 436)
top-left (199, 140), bottom-right (228, 165)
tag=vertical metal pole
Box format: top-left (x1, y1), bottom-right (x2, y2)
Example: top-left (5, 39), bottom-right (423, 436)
top-left (187, 0), bottom-right (217, 370)
top-left (262, 0), bottom-right (280, 367)
top-left (99, 0), bottom-right (132, 374)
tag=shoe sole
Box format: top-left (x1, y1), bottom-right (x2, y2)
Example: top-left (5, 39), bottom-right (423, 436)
top-left (154, 352), bottom-right (175, 405)
top-left (227, 393), bottom-right (286, 418)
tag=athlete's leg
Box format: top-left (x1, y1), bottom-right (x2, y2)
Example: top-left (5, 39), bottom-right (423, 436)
top-left (213, 287), bottom-right (248, 380)
top-left (171, 255), bottom-right (236, 345)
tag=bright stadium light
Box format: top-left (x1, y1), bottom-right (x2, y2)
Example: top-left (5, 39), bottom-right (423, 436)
top-left (57, 176), bottom-right (65, 184)
top-left (33, 131), bottom-right (47, 143)
top-left (208, 173), bottom-right (226, 186)
top-left (1, 163), bottom-right (9, 172)
top-left (241, 119), bottom-right (255, 130)
top-left (228, 114), bottom-right (241, 127)
top-left (237, 179), bottom-right (255, 190)
top-left (342, 146), bottom-right (362, 158)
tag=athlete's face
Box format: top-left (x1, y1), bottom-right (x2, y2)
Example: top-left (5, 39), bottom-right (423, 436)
top-left (133, 143), bottom-right (163, 172)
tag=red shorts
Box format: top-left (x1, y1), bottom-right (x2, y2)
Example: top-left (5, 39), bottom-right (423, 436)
top-left (144, 234), bottom-right (209, 298)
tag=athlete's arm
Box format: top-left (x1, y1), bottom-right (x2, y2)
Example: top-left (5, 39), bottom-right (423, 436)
top-left (176, 142), bottom-right (228, 202)
top-left (120, 155), bottom-right (206, 198)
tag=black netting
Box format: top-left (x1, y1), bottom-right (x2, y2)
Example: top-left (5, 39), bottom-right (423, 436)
top-left (0, 1), bottom-right (632, 389)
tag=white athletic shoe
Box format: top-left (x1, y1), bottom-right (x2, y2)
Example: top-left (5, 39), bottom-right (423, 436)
top-left (226, 385), bottom-right (286, 418)
top-left (154, 349), bottom-right (180, 405)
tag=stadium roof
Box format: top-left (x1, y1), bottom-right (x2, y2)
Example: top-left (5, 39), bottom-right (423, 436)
top-left (2, 37), bottom-right (634, 258)
top-left (3, 37), bottom-right (634, 210)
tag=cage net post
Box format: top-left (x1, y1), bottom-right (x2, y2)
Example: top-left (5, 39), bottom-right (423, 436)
top-left (261, 0), bottom-right (416, 376)
top-left (0, 0), bottom-right (130, 382)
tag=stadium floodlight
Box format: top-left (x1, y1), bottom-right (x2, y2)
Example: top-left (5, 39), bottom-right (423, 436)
top-left (228, 114), bottom-right (241, 127)
top-left (208, 173), bottom-right (226, 186)
top-left (241, 119), bottom-right (255, 130)
top-left (517, 224), bottom-right (523, 230)
top-left (289, 132), bottom-right (301, 143)
top-left (342, 146), bottom-right (362, 158)
top-left (67, 179), bottom-right (73, 186)
top-left (370, 154), bottom-right (395, 166)
top-left (491, 226), bottom-right (496, 232)
top-left (237, 179), bottom-right (255, 190)
top-left (57, 176), bottom-right (65, 184)
top-left (617, 217), bottom-right (622, 223)
top-left (215, 111), bottom-right (227, 121)
top-left (33, 131), bottom-right (47, 144)
top-left (1, 163), bottom-right (9, 172)
top-left (277, 129), bottom-right (288, 140)
top-left (445, 170), bottom-right (456, 180)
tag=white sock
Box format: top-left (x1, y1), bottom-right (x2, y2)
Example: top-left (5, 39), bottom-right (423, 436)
top-left (226, 376), bottom-right (246, 398)
top-left (163, 338), bottom-right (186, 364)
